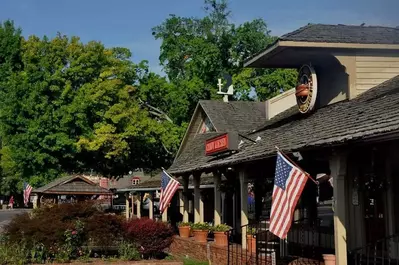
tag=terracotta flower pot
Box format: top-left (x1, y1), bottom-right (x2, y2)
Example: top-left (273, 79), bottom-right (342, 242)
top-left (246, 235), bottom-right (256, 253)
top-left (322, 254), bottom-right (336, 265)
top-left (179, 226), bottom-right (191, 238)
top-left (193, 230), bottom-right (208, 243)
top-left (296, 84), bottom-right (309, 97)
top-left (214, 231), bottom-right (228, 246)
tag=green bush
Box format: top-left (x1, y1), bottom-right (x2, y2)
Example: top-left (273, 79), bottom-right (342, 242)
top-left (0, 241), bottom-right (30, 265)
top-left (118, 241), bottom-right (141, 261)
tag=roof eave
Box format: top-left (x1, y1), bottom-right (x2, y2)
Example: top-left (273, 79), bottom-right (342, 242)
top-left (244, 40), bottom-right (399, 68)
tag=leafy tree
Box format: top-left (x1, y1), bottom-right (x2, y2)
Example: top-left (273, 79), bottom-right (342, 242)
top-left (152, 0), bottom-right (296, 120)
top-left (0, 31), bottom-right (179, 192)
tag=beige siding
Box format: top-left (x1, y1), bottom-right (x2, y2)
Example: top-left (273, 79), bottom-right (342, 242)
top-left (356, 55), bottom-right (399, 95)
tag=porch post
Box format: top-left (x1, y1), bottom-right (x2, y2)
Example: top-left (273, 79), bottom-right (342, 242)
top-left (125, 192), bottom-right (130, 220)
top-left (214, 173), bottom-right (222, 225)
top-left (162, 206), bottom-right (168, 222)
top-left (149, 192), bottom-right (154, 220)
top-left (239, 170), bottom-right (249, 249)
top-left (136, 193), bottom-right (141, 218)
top-left (194, 174), bottom-right (201, 223)
top-left (330, 153), bottom-right (348, 265)
top-left (183, 175), bottom-right (189, 222)
top-left (179, 190), bottom-right (184, 215)
top-left (131, 194), bottom-right (135, 216)
top-left (221, 192), bottom-right (226, 223)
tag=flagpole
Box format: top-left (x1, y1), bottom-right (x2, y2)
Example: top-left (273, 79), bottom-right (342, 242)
top-left (275, 146), bottom-right (318, 184)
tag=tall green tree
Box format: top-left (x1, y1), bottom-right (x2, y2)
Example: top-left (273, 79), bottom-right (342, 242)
top-left (152, 0), bottom-right (296, 122)
top-left (0, 30), bottom-right (179, 192)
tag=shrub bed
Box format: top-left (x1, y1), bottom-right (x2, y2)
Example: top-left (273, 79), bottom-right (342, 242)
top-left (1, 202), bottom-right (174, 264)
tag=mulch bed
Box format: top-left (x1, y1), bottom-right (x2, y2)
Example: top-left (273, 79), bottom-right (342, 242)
top-left (32, 259), bottom-right (183, 265)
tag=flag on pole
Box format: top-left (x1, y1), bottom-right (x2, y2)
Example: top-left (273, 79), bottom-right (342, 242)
top-left (269, 151), bottom-right (309, 239)
top-left (23, 182), bottom-right (33, 206)
top-left (159, 170), bottom-right (180, 214)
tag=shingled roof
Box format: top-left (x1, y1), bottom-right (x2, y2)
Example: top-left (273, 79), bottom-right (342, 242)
top-left (280, 24), bottom-right (399, 45)
top-left (244, 24), bottom-right (399, 67)
top-left (33, 175), bottom-right (112, 195)
top-left (199, 100), bottom-right (266, 132)
top-left (169, 75), bottom-right (399, 174)
top-left (118, 173), bottom-right (215, 191)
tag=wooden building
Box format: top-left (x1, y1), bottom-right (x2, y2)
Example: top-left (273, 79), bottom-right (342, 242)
top-left (168, 24), bottom-right (399, 265)
top-left (32, 175), bottom-right (112, 208)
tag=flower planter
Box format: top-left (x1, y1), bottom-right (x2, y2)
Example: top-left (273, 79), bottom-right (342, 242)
top-left (296, 84), bottom-right (309, 97)
top-left (246, 235), bottom-right (256, 253)
top-left (322, 254), bottom-right (336, 265)
top-left (178, 226), bottom-right (191, 238)
top-left (213, 231), bottom-right (228, 246)
top-left (193, 230), bottom-right (208, 243)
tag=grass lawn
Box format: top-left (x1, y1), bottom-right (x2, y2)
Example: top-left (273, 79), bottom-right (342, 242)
top-left (182, 258), bottom-right (209, 265)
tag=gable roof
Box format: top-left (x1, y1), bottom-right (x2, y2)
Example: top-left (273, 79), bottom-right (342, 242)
top-left (244, 24), bottom-right (399, 68)
top-left (33, 175), bottom-right (112, 195)
top-left (199, 100), bottom-right (266, 132)
top-left (175, 100), bottom-right (266, 159)
top-left (280, 24), bottom-right (399, 45)
top-left (117, 173), bottom-right (215, 191)
top-left (169, 75), bottom-right (399, 174)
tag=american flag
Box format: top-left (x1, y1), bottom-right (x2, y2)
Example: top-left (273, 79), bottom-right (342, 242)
top-left (269, 151), bottom-right (308, 239)
top-left (23, 182), bottom-right (33, 206)
top-left (159, 170), bottom-right (180, 214)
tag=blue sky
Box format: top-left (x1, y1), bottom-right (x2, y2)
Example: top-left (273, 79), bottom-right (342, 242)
top-left (1, 0), bottom-right (397, 75)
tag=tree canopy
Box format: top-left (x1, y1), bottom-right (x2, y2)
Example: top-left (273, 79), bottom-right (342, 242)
top-left (0, 1), bottom-right (297, 193)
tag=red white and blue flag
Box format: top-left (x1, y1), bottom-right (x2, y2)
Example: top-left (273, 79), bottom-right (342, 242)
top-left (269, 151), bottom-right (308, 239)
top-left (23, 182), bottom-right (33, 206)
top-left (159, 170), bottom-right (180, 214)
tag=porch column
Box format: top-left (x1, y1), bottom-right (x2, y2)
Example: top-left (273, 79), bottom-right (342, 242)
top-left (330, 153), bottom-right (348, 265)
top-left (214, 173), bottom-right (222, 225)
top-left (149, 192), bottom-right (154, 219)
top-left (125, 192), bottom-right (130, 220)
top-left (136, 194), bottom-right (141, 218)
top-left (194, 174), bottom-right (201, 223)
top-left (183, 175), bottom-right (189, 222)
top-left (221, 192), bottom-right (226, 223)
top-left (179, 190), bottom-right (184, 215)
top-left (239, 170), bottom-right (249, 249)
top-left (131, 194), bottom-right (135, 216)
top-left (162, 206), bottom-right (168, 222)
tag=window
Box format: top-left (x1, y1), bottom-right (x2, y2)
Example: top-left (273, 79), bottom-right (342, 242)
top-left (132, 178), bottom-right (140, 185)
top-left (199, 116), bottom-right (215, 134)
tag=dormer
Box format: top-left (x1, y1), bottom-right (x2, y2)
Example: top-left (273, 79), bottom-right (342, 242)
top-left (245, 24), bottom-right (399, 113)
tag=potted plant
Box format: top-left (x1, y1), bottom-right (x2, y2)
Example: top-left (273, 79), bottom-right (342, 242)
top-left (191, 222), bottom-right (210, 243)
top-left (322, 254), bottom-right (336, 265)
top-left (177, 222), bottom-right (191, 238)
top-left (211, 224), bottom-right (231, 247)
top-left (246, 227), bottom-right (257, 253)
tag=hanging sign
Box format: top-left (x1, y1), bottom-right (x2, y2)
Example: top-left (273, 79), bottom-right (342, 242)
top-left (205, 132), bottom-right (239, 156)
top-left (296, 64), bottom-right (318, 114)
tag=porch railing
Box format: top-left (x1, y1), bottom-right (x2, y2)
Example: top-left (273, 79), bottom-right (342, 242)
top-left (227, 218), bottom-right (334, 265)
top-left (349, 234), bottom-right (399, 265)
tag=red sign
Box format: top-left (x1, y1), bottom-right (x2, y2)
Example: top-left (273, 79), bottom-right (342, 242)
top-left (206, 134), bottom-right (229, 156)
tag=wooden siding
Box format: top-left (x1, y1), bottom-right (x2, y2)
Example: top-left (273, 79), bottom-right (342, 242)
top-left (356, 55), bottom-right (399, 95)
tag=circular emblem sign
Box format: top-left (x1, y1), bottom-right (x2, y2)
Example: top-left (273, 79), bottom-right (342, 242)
top-left (295, 65), bottom-right (318, 114)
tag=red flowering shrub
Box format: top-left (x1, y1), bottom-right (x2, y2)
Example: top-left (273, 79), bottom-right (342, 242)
top-left (86, 213), bottom-right (125, 247)
top-left (124, 218), bottom-right (174, 257)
